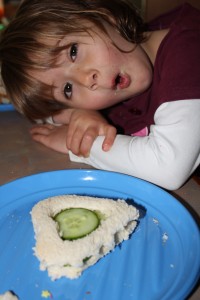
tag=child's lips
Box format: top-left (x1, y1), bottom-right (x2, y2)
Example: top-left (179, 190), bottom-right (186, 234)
top-left (113, 73), bottom-right (131, 90)
top-left (119, 73), bottom-right (131, 89)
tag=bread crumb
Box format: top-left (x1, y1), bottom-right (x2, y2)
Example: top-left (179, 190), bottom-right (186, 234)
top-left (41, 290), bottom-right (52, 298)
top-left (162, 232), bottom-right (168, 244)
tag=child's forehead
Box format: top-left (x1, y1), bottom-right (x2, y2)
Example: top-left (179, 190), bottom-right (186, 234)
top-left (57, 20), bottom-right (108, 46)
top-left (59, 31), bottom-right (92, 46)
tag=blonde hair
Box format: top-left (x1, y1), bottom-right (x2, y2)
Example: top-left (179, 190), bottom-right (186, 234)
top-left (0, 0), bottom-right (146, 121)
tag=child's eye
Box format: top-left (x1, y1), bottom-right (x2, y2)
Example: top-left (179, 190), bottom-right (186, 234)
top-left (70, 43), bottom-right (78, 62)
top-left (64, 82), bottom-right (73, 99)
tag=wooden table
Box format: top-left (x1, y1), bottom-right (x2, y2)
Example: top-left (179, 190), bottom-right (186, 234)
top-left (0, 110), bottom-right (199, 299)
top-left (0, 110), bottom-right (92, 184)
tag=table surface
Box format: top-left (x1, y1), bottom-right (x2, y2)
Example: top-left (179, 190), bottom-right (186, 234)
top-left (0, 110), bottom-right (199, 300)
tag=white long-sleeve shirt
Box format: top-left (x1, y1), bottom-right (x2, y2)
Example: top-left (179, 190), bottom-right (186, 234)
top-left (69, 100), bottom-right (200, 190)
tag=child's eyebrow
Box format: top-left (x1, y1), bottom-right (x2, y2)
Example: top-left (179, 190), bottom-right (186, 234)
top-left (50, 82), bottom-right (65, 103)
top-left (50, 82), bottom-right (59, 98)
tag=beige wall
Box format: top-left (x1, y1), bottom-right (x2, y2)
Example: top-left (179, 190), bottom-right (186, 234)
top-left (143, 0), bottom-right (200, 21)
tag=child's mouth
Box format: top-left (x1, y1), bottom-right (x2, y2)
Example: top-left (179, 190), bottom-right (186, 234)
top-left (115, 74), bottom-right (121, 86)
top-left (114, 73), bottom-right (130, 90)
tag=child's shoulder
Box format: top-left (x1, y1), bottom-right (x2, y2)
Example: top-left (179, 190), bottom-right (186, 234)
top-left (147, 3), bottom-right (200, 31)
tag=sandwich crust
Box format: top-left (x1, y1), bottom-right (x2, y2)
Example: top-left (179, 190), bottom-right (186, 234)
top-left (31, 195), bottom-right (139, 280)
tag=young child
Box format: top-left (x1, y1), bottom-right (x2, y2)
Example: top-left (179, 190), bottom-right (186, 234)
top-left (0, 0), bottom-right (200, 190)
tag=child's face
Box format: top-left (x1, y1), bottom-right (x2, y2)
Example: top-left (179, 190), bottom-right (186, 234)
top-left (32, 22), bottom-right (153, 110)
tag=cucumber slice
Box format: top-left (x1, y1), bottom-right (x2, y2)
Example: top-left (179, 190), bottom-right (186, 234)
top-left (54, 208), bottom-right (100, 240)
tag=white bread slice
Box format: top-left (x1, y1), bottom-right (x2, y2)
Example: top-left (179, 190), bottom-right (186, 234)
top-left (31, 195), bottom-right (139, 280)
top-left (0, 292), bottom-right (18, 300)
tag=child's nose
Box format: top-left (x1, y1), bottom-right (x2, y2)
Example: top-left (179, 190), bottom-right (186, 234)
top-left (76, 69), bottom-right (98, 90)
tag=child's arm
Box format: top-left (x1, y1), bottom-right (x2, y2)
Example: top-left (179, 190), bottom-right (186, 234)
top-left (30, 109), bottom-right (117, 157)
top-left (69, 100), bottom-right (200, 190)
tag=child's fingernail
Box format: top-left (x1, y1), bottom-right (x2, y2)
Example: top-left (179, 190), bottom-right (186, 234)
top-left (103, 144), bottom-right (110, 151)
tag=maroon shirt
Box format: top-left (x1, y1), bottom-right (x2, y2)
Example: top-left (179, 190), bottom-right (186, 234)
top-left (103, 3), bottom-right (200, 135)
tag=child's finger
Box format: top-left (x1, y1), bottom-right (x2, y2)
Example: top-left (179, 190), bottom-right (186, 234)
top-left (31, 132), bottom-right (49, 146)
top-left (30, 124), bottom-right (54, 135)
top-left (79, 128), bottom-right (98, 157)
top-left (65, 125), bottom-right (74, 150)
top-left (102, 126), bottom-right (117, 151)
top-left (67, 127), bottom-right (86, 156)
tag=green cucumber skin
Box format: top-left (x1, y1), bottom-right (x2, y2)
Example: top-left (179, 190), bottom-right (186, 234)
top-left (54, 208), bottom-right (100, 240)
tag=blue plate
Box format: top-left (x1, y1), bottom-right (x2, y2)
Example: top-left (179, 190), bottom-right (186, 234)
top-left (0, 170), bottom-right (199, 300)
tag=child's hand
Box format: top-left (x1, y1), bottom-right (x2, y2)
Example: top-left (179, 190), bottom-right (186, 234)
top-left (30, 109), bottom-right (116, 157)
top-left (65, 109), bottom-right (117, 157)
top-left (52, 108), bottom-right (74, 124)
top-left (30, 124), bottom-right (69, 154)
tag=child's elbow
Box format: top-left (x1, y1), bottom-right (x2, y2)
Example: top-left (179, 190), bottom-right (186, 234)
top-left (162, 179), bottom-right (185, 191)
top-left (155, 166), bottom-right (189, 191)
